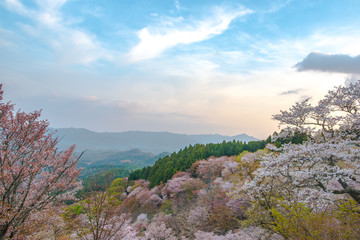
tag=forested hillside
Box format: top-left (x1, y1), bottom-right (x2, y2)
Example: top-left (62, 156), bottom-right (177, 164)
top-left (61, 154), bottom-right (265, 239)
top-left (129, 139), bottom-right (270, 187)
top-left (2, 0), bottom-right (359, 238)
top-left (77, 149), bottom-right (168, 179)
top-left (1, 82), bottom-right (360, 240)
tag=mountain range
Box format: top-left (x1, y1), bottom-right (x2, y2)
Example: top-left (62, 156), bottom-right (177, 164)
top-left (54, 128), bottom-right (259, 154)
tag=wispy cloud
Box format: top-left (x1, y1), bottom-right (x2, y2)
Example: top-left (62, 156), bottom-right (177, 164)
top-left (128, 6), bottom-right (253, 62)
top-left (5, 0), bottom-right (63, 26)
top-left (279, 88), bottom-right (303, 95)
top-left (264, 0), bottom-right (293, 13)
top-left (81, 6), bottom-right (104, 18)
top-left (175, 0), bottom-right (180, 11)
top-left (4, 0), bottom-right (34, 17)
top-left (4, 0), bottom-right (112, 65)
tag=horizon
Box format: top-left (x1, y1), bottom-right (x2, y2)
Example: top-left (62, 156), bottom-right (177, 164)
top-left (1, 0), bottom-right (360, 139)
top-left (55, 127), bottom-right (258, 139)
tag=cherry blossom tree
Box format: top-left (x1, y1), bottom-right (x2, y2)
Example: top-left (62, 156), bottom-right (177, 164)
top-left (66, 193), bottom-right (125, 240)
top-left (194, 229), bottom-right (257, 240)
top-left (237, 81), bottom-right (360, 237)
top-left (187, 206), bottom-right (209, 229)
top-left (145, 221), bottom-right (177, 240)
top-left (0, 85), bottom-right (82, 239)
top-left (270, 81), bottom-right (360, 205)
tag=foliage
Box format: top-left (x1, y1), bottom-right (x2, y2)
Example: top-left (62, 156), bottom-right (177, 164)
top-left (209, 205), bottom-right (239, 234)
top-left (144, 221), bottom-right (177, 240)
top-left (160, 200), bottom-right (173, 214)
top-left (118, 180), bottom-right (163, 219)
top-left (79, 165), bottom-right (130, 180)
top-left (0, 85), bottom-right (81, 239)
top-left (272, 128), bottom-right (309, 147)
top-left (187, 206), bottom-right (209, 229)
top-left (27, 207), bottom-right (72, 240)
top-left (107, 178), bottom-right (127, 199)
top-left (63, 204), bottom-right (86, 219)
top-left (9, 82), bottom-right (360, 239)
top-left (76, 167), bottom-right (129, 199)
top-left (66, 194), bottom-right (123, 240)
top-left (193, 230), bottom-right (256, 240)
top-left (77, 149), bottom-right (168, 178)
top-left (129, 139), bottom-right (270, 188)
top-left (269, 198), bottom-right (360, 240)
top-left (45, 155), bottom-right (254, 239)
top-left (63, 171), bottom-right (125, 240)
top-left (235, 81), bottom-right (360, 238)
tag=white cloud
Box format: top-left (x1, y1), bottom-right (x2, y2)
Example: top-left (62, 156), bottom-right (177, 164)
top-left (37, 12), bottom-right (60, 26)
top-left (4, 0), bottom-right (112, 65)
top-left (263, 0), bottom-right (293, 13)
top-left (128, 7), bottom-right (253, 62)
top-left (228, 28), bottom-right (360, 73)
top-left (53, 29), bottom-right (113, 65)
top-left (4, 1), bottom-right (360, 139)
top-left (4, 0), bottom-right (34, 16)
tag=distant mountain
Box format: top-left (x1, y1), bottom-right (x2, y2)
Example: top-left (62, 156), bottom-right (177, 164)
top-left (54, 128), bottom-right (259, 154)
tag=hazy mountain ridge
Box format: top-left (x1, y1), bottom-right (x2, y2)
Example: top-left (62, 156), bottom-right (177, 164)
top-left (54, 128), bottom-right (259, 154)
top-left (77, 148), bottom-right (168, 168)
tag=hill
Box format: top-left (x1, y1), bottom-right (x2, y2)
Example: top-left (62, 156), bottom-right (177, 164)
top-left (129, 139), bottom-right (269, 187)
top-left (77, 149), bottom-right (168, 178)
top-left (54, 128), bottom-right (259, 154)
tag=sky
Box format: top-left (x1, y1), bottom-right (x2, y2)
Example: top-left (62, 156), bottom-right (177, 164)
top-left (1, 0), bottom-right (360, 139)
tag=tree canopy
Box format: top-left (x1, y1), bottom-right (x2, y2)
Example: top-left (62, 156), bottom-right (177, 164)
top-left (129, 139), bottom-right (270, 188)
top-left (0, 85), bottom-right (82, 239)
top-left (232, 81), bottom-right (360, 238)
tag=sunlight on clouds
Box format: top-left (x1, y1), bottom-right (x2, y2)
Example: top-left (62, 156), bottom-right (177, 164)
top-left (2, 0), bottom-right (360, 138)
top-left (129, 68), bottom-right (347, 138)
top-left (311, 30), bottom-right (360, 55)
top-left (72, 31), bottom-right (95, 47)
top-left (84, 95), bottom-right (98, 101)
top-left (37, 12), bottom-right (60, 26)
top-left (129, 7), bottom-right (253, 62)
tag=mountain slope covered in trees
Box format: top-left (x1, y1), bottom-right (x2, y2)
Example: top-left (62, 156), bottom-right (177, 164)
top-left (59, 81), bottom-right (360, 239)
top-left (129, 139), bottom-right (270, 187)
top-left (77, 149), bottom-right (168, 179)
top-left (2, 82), bottom-right (360, 240)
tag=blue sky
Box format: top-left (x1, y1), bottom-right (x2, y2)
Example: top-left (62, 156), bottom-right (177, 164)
top-left (1, 0), bottom-right (360, 138)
